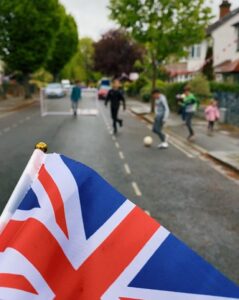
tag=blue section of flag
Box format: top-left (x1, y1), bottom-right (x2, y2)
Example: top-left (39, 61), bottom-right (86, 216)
top-left (61, 155), bottom-right (126, 239)
top-left (18, 188), bottom-right (40, 211)
top-left (130, 234), bottom-right (239, 298)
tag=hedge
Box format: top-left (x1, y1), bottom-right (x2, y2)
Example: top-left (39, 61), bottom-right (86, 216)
top-left (138, 81), bottom-right (186, 107)
top-left (140, 80), bottom-right (167, 103)
top-left (164, 82), bottom-right (186, 110)
top-left (210, 82), bottom-right (239, 93)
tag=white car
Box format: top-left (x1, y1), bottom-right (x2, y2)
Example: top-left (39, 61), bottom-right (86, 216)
top-left (45, 83), bottom-right (65, 98)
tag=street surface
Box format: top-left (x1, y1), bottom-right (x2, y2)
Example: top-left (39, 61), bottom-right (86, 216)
top-left (0, 93), bottom-right (238, 284)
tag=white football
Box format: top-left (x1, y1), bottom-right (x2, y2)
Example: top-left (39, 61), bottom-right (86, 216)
top-left (144, 136), bottom-right (153, 147)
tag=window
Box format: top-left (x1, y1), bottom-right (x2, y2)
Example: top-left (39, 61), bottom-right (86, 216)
top-left (189, 45), bottom-right (201, 59)
top-left (233, 23), bottom-right (239, 51)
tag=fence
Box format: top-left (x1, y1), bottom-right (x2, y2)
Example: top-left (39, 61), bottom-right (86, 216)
top-left (214, 92), bottom-right (239, 126)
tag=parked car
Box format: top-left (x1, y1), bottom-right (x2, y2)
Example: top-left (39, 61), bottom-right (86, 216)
top-left (98, 78), bottom-right (111, 100)
top-left (45, 83), bottom-right (65, 98)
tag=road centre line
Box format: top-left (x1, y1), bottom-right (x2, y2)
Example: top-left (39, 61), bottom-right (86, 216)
top-left (119, 151), bottom-right (125, 160)
top-left (115, 142), bottom-right (120, 149)
top-left (124, 163), bottom-right (132, 175)
top-left (132, 182), bottom-right (142, 197)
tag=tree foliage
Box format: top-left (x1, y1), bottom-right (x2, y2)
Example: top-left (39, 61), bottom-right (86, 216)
top-left (61, 37), bottom-right (98, 83)
top-left (202, 46), bottom-right (214, 81)
top-left (47, 5), bottom-right (78, 79)
top-left (0, 0), bottom-right (61, 75)
top-left (94, 29), bottom-right (144, 77)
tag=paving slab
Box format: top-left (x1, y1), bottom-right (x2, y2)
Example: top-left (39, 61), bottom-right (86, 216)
top-left (209, 151), bottom-right (239, 172)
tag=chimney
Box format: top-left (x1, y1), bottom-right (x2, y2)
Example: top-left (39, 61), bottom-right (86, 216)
top-left (220, 0), bottom-right (231, 19)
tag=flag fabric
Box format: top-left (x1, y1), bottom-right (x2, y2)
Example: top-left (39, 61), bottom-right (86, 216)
top-left (0, 153), bottom-right (238, 300)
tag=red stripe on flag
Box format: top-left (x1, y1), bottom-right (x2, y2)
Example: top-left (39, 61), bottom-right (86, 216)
top-left (0, 274), bottom-right (37, 294)
top-left (38, 165), bottom-right (69, 238)
top-left (0, 207), bottom-right (159, 299)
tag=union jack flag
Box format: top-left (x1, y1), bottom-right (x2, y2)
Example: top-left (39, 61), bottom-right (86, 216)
top-left (0, 153), bottom-right (238, 300)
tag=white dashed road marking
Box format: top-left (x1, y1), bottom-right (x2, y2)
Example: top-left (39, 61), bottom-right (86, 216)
top-left (115, 142), bottom-right (120, 149)
top-left (132, 182), bottom-right (142, 197)
top-left (124, 163), bottom-right (131, 175)
top-left (119, 151), bottom-right (125, 160)
top-left (145, 210), bottom-right (151, 216)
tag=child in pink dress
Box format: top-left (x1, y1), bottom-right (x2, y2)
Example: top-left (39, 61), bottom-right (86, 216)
top-left (205, 100), bottom-right (220, 134)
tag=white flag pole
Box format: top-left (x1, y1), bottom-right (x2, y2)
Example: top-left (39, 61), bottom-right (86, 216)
top-left (0, 143), bottom-right (47, 234)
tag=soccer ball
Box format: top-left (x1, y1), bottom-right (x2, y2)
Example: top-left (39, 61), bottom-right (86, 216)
top-left (144, 136), bottom-right (153, 147)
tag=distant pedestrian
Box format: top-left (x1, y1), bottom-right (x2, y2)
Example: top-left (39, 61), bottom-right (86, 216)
top-left (105, 79), bottom-right (126, 134)
top-left (183, 86), bottom-right (199, 141)
top-left (71, 80), bottom-right (82, 117)
top-left (152, 89), bottom-right (170, 149)
top-left (205, 100), bottom-right (220, 135)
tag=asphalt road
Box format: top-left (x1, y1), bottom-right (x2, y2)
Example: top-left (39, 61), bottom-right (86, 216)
top-left (0, 92), bottom-right (238, 284)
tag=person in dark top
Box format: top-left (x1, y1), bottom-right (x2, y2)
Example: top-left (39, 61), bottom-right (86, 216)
top-left (105, 79), bottom-right (126, 134)
top-left (70, 80), bottom-right (82, 117)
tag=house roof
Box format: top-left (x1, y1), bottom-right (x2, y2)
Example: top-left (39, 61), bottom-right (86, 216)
top-left (165, 63), bottom-right (195, 77)
top-left (214, 59), bottom-right (239, 73)
top-left (207, 7), bottom-right (239, 34)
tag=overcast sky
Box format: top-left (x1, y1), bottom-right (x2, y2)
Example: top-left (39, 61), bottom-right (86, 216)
top-left (60, 0), bottom-right (239, 40)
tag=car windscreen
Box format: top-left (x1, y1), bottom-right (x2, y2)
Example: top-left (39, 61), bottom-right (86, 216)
top-left (101, 80), bottom-right (110, 86)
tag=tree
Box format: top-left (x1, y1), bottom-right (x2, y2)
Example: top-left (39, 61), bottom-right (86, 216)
top-left (47, 6), bottom-right (78, 80)
top-left (94, 29), bottom-right (144, 77)
top-left (61, 37), bottom-right (98, 83)
top-left (202, 46), bottom-right (214, 81)
top-left (109, 0), bottom-right (212, 111)
top-left (0, 0), bottom-right (61, 97)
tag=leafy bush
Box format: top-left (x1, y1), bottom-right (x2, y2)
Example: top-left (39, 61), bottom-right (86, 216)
top-left (139, 79), bottom-right (168, 103)
top-left (31, 68), bottom-right (53, 88)
top-left (210, 81), bottom-right (239, 93)
top-left (140, 86), bottom-right (151, 102)
top-left (188, 74), bottom-right (211, 99)
top-left (126, 75), bottom-right (149, 97)
top-left (164, 82), bottom-right (186, 110)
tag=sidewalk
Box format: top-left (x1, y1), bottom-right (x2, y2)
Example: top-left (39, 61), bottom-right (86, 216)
top-left (128, 99), bottom-right (239, 172)
top-left (0, 96), bottom-right (37, 115)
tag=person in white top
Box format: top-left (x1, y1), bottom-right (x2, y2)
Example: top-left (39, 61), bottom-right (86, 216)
top-left (152, 89), bottom-right (170, 149)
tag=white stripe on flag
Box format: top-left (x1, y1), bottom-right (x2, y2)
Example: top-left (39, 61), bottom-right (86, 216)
top-left (0, 248), bottom-right (54, 300)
